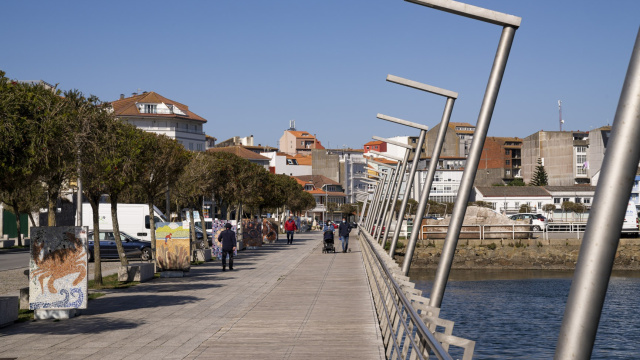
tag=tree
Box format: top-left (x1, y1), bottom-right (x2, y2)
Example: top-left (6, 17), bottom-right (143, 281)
top-left (507, 178), bottom-right (526, 186)
top-left (561, 201), bottom-right (575, 221)
top-left (530, 158), bottom-right (549, 186)
top-left (542, 204), bottom-right (556, 219)
top-left (134, 132), bottom-right (189, 259)
top-left (339, 203), bottom-right (358, 220)
top-left (0, 182), bottom-right (46, 246)
top-left (327, 202), bottom-right (338, 221)
top-left (288, 190), bottom-right (316, 216)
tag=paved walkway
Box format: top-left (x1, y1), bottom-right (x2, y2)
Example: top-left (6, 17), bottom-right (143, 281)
top-left (0, 232), bottom-right (385, 360)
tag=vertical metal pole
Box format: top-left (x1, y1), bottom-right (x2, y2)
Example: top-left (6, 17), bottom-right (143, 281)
top-left (402, 97), bottom-right (455, 274)
top-left (358, 191), bottom-right (370, 225)
top-left (430, 26), bottom-right (516, 308)
top-left (388, 129), bottom-right (426, 255)
top-left (365, 175), bottom-right (384, 231)
top-left (383, 149), bottom-right (411, 250)
top-left (371, 172), bottom-right (392, 235)
top-left (555, 28), bottom-right (640, 360)
top-left (375, 167), bottom-right (397, 242)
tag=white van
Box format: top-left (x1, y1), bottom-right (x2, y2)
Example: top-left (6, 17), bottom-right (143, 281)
top-left (81, 203), bottom-right (167, 241)
top-left (622, 201), bottom-right (639, 235)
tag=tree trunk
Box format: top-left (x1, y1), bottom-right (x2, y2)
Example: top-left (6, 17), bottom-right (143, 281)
top-left (89, 197), bottom-right (102, 286)
top-left (11, 201), bottom-right (23, 247)
top-left (47, 195), bottom-right (56, 227)
top-left (110, 195), bottom-right (129, 267)
top-left (148, 196), bottom-right (157, 263)
top-left (188, 207), bottom-right (197, 262)
top-left (201, 196), bottom-right (209, 249)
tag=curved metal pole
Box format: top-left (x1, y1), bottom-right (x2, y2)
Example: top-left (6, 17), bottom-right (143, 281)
top-left (388, 129), bottom-right (426, 256)
top-left (403, 97), bottom-right (455, 274)
top-left (382, 149), bottom-right (411, 249)
top-left (555, 28), bottom-right (640, 360)
top-left (430, 26), bottom-right (516, 308)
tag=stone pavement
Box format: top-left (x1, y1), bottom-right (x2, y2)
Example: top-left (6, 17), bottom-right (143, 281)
top-left (0, 232), bottom-right (385, 360)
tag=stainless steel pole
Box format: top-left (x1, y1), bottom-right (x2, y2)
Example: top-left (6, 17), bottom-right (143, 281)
top-left (366, 174), bottom-right (385, 232)
top-left (371, 171), bottom-right (392, 235)
top-left (374, 167), bottom-right (397, 242)
top-left (555, 28), bottom-right (640, 360)
top-left (381, 150), bottom-right (410, 248)
top-left (430, 26), bottom-right (516, 308)
top-left (403, 97), bottom-right (455, 274)
top-left (388, 129), bottom-right (426, 255)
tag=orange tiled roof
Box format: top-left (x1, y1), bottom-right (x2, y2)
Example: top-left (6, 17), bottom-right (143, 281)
top-left (364, 140), bottom-right (385, 146)
top-left (110, 91), bottom-right (206, 123)
top-left (287, 130), bottom-right (316, 138)
top-left (292, 174), bottom-right (339, 188)
top-left (291, 154), bottom-right (312, 165)
top-left (207, 146), bottom-right (270, 161)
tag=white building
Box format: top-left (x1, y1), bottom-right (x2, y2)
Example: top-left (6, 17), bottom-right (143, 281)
top-left (109, 92), bottom-right (207, 151)
top-left (261, 151), bottom-right (312, 176)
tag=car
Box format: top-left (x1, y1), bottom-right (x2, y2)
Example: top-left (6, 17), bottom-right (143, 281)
top-left (87, 230), bottom-right (152, 262)
top-left (508, 213), bottom-right (548, 231)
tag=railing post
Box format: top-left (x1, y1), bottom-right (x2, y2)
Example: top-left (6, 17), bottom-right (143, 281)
top-left (555, 28), bottom-right (640, 359)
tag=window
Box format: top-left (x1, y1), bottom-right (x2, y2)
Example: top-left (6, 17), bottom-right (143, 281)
top-left (189, 142), bottom-right (194, 150)
top-left (515, 202), bottom-right (520, 207)
top-left (576, 146), bottom-right (587, 153)
top-left (506, 160), bottom-right (511, 165)
top-left (554, 198), bottom-right (561, 204)
top-left (575, 197), bottom-right (582, 203)
top-left (584, 198), bottom-right (591, 204)
top-left (576, 166), bottom-right (587, 175)
top-left (506, 169), bottom-right (511, 176)
top-left (505, 149), bottom-right (510, 155)
top-left (538, 202), bottom-right (542, 209)
top-left (144, 104), bottom-right (157, 114)
top-left (563, 198), bottom-right (569, 203)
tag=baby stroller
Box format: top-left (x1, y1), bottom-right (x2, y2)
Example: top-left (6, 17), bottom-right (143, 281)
top-left (322, 227), bottom-right (336, 253)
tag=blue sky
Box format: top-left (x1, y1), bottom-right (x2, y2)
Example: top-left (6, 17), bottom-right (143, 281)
top-left (2, 1), bottom-right (639, 150)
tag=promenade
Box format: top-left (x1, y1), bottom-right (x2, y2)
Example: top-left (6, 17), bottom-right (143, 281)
top-left (0, 232), bottom-right (385, 360)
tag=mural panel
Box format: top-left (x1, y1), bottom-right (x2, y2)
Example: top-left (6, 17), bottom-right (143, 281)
top-left (211, 220), bottom-right (237, 260)
top-left (29, 226), bottom-right (88, 310)
top-left (155, 222), bottom-right (191, 272)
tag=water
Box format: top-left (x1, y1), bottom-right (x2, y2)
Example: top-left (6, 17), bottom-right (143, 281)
top-left (409, 269), bottom-right (640, 359)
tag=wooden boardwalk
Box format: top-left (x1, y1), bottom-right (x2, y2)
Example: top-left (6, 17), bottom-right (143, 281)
top-left (0, 232), bottom-right (385, 360)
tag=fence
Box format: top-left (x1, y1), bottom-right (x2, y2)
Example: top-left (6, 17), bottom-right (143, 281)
top-left (359, 228), bottom-right (474, 360)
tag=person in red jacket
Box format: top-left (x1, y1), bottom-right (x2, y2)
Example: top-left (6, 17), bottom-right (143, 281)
top-left (284, 216), bottom-right (298, 244)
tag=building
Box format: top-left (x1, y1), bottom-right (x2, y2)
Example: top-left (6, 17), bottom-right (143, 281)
top-left (207, 146), bottom-right (270, 170)
top-left (216, 135), bottom-right (254, 148)
top-left (261, 151), bottom-right (312, 176)
top-left (474, 137), bottom-right (523, 186)
top-left (109, 91), bottom-right (207, 151)
top-left (473, 186), bottom-right (553, 215)
top-left (522, 130), bottom-right (589, 186)
top-left (424, 122), bottom-right (476, 158)
top-left (363, 140), bottom-right (387, 153)
top-left (292, 175), bottom-right (347, 222)
top-left (278, 122), bottom-right (325, 155)
top-left (205, 135), bottom-right (217, 150)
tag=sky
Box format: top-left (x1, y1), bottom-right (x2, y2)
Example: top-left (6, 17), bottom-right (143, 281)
top-left (2, 1), bottom-right (639, 150)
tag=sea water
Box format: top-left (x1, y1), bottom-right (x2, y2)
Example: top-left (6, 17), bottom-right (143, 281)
top-left (409, 270), bottom-right (640, 359)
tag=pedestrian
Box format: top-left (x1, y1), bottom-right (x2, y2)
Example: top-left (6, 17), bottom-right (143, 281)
top-left (338, 216), bottom-right (352, 253)
top-left (284, 216), bottom-right (297, 244)
top-left (218, 222), bottom-right (237, 271)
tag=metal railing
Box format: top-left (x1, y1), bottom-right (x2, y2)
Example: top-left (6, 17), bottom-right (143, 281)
top-left (359, 227), bottom-right (474, 360)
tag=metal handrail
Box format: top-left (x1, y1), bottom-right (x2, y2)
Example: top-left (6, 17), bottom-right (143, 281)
top-left (359, 228), bottom-right (453, 360)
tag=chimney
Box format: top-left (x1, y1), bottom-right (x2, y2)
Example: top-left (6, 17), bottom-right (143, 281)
top-left (132, 92), bottom-right (137, 96)
top-left (120, 94), bottom-right (125, 100)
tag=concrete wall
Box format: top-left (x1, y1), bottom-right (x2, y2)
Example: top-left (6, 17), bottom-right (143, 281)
top-left (523, 131), bottom-right (575, 186)
top-left (312, 150), bottom-right (340, 183)
top-left (424, 123), bottom-right (461, 158)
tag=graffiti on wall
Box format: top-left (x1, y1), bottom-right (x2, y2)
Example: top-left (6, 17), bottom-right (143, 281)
top-left (155, 222), bottom-right (190, 272)
top-left (29, 227), bottom-right (88, 310)
top-left (241, 219), bottom-right (279, 247)
top-left (211, 220), bottom-right (237, 260)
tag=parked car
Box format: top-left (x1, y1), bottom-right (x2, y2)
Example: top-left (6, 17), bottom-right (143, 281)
top-left (508, 213), bottom-right (548, 231)
top-left (87, 231), bottom-right (152, 262)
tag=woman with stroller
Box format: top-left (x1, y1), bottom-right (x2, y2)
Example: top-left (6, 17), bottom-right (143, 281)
top-left (322, 220), bottom-right (336, 253)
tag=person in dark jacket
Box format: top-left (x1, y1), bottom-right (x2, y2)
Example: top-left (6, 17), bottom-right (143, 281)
top-left (338, 217), bottom-right (352, 253)
top-left (218, 222), bottom-right (237, 271)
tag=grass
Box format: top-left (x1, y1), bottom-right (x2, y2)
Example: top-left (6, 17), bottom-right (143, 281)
top-left (191, 261), bottom-right (204, 266)
top-left (16, 309), bottom-right (34, 323)
top-left (88, 273), bottom-right (139, 290)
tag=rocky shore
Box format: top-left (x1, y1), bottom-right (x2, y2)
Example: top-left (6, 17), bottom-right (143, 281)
top-left (393, 240), bottom-right (640, 271)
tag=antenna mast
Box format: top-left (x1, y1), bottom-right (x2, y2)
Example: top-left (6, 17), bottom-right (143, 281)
top-left (558, 100), bottom-right (564, 131)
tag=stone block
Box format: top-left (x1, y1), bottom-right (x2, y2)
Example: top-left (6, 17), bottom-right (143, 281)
top-left (19, 287), bottom-right (30, 310)
top-left (118, 263), bottom-right (155, 282)
top-left (160, 271), bottom-right (185, 278)
top-left (0, 239), bottom-right (15, 248)
top-left (34, 309), bottom-right (77, 320)
top-left (0, 296), bottom-right (19, 327)
top-left (196, 249), bottom-right (212, 262)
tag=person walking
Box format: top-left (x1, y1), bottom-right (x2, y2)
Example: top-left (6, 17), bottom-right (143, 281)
top-left (338, 217), bottom-right (352, 253)
top-left (218, 222), bottom-right (237, 271)
top-left (284, 216), bottom-right (297, 244)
